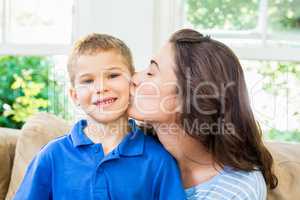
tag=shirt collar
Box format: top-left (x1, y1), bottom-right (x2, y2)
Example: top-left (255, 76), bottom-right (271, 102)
top-left (70, 119), bottom-right (145, 157)
top-left (118, 119), bottom-right (145, 157)
top-left (70, 119), bottom-right (94, 147)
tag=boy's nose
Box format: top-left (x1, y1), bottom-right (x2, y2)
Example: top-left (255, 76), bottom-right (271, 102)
top-left (95, 83), bottom-right (109, 94)
top-left (96, 88), bottom-right (109, 94)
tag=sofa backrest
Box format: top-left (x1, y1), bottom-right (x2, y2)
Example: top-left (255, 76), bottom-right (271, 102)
top-left (5, 113), bottom-right (71, 200)
top-left (4, 112), bottom-right (300, 200)
top-left (266, 142), bottom-right (300, 200)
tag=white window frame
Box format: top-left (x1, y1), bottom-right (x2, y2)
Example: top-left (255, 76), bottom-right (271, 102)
top-left (153, 0), bottom-right (300, 62)
top-left (0, 0), bottom-right (78, 56)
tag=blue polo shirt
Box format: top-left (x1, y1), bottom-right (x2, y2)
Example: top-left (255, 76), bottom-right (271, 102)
top-left (14, 119), bottom-right (185, 200)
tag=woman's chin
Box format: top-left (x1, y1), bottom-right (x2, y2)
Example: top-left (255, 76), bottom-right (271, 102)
top-left (128, 108), bottom-right (145, 121)
top-left (128, 107), bottom-right (152, 121)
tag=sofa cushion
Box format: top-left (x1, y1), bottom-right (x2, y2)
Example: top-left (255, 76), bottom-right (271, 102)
top-left (5, 113), bottom-right (71, 199)
top-left (4, 112), bottom-right (300, 200)
top-left (266, 142), bottom-right (300, 200)
top-left (0, 128), bottom-right (19, 200)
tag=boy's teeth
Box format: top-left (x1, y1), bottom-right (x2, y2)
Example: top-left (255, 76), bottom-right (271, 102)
top-left (98, 98), bottom-right (116, 105)
top-left (104, 99), bottom-right (113, 104)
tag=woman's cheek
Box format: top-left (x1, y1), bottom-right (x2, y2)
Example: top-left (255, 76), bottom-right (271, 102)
top-left (135, 81), bottom-right (160, 96)
top-left (133, 94), bottom-right (160, 114)
top-left (160, 94), bottom-right (178, 113)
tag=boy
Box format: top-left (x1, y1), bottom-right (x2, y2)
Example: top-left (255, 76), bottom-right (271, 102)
top-left (14, 33), bottom-right (185, 200)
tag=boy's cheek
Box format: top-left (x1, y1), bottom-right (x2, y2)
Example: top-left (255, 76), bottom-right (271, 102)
top-left (111, 79), bottom-right (131, 90)
top-left (120, 74), bottom-right (132, 84)
top-left (76, 90), bottom-right (92, 101)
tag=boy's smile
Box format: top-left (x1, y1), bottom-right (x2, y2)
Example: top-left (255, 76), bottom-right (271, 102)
top-left (92, 97), bottom-right (118, 108)
top-left (69, 50), bottom-right (132, 123)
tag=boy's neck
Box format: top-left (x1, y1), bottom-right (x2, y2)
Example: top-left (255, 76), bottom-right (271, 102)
top-left (84, 115), bottom-right (130, 155)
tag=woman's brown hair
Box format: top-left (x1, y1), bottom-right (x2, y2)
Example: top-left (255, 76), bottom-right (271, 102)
top-left (169, 28), bottom-right (278, 189)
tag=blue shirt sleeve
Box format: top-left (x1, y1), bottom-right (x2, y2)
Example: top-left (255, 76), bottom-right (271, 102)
top-left (13, 149), bottom-right (52, 200)
top-left (153, 156), bottom-right (186, 200)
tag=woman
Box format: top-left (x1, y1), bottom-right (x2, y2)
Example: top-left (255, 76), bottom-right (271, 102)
top-left (128, 29), bottom-right (278, 199)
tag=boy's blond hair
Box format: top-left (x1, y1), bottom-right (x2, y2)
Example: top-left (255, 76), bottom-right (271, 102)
top-left (67, 33), bottom-right (135, 86)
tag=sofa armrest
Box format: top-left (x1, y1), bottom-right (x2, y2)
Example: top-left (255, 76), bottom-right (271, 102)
top-left (266, 141), bottom-right (300, 200)
top-left (0, 128), bottom-right (20, 200)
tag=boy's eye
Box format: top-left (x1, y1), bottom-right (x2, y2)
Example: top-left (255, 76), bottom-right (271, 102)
top-left (109, 73), bottom-right (121, 79)
top-left (81, 79), bottom-right (93, 84)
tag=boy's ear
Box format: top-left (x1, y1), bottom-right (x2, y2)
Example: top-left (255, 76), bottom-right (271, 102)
top-left (69, 87), bottom-right (78, 105)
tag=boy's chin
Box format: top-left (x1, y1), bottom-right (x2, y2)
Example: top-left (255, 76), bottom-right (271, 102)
top-left (87, 112), bottom-right (127, 124)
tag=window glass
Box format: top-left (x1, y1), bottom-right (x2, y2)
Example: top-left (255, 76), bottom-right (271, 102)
top-left (0, 0), bottom-right (3, 42)
top-left (185, 0), bottom-right (260, 31)
top-left (267, 0), bottom-right (300, 42)
top-left (0, 55), bottom-right (71, 129)
top-left (7, 0), bottom-right (73, 44)
top-left (242, 60), bottom-right (300, 142)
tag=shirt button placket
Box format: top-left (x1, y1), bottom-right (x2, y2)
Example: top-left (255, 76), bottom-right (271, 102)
top-left (93, 144), bottom-right (109, 199)
top-left (95, 145), bottom-right (100, 153)
top-left (94, 167), bottom-right (109, 199)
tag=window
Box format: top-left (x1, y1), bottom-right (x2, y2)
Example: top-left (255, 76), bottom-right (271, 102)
top-left (0, 0), bottom-right (74, 128)
top-left (0, 0), bottom-right (74, 55)
top-left (0, 55), bottom-right (71, 129)
top-left (267, 0), bottom-right (300, 41)
top-left (184, 0), bottom-right (300, 61)
top-left (242, 60), bottom-right (300, 141)
top-left (0, 0), bottom-right (3, 43)
top-left (185, 0), bottom-right (260, 31)
top-left (8, 0), bottom-right (73, 44)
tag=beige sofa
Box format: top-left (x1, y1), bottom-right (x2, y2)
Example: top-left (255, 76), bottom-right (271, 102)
top-left (0, 112), bottom-right (299, 200)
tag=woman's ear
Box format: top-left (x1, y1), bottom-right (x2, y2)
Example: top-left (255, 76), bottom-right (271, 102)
top-left (174, 95), bottom-right (183, 113)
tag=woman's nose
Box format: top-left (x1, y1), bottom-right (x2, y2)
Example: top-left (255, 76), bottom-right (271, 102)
top-left (131, 72), bottom-right (140, 87)
top-left (130, 71), bottom-right (143, 96)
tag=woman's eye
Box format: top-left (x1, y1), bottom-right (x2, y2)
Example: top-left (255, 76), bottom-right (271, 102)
top-left (146, 65), bottom-right (156, 77)
top-left (147, 70), bottom-right (155, 76)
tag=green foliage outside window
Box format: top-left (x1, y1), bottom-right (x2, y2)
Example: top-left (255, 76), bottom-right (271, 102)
top-left (3, 72), bottom-right (49, 123)
top-left (266, 128), bottom-right (300, 142)
top-left (255, 62), bottom-right (300, 142)
top-left (186, 0), bottom-right (259, 30)
top-left (0, 56), bottom-right (66, 129)
top-left (268, 0), bottom-right (300, 31)
top-left (186, 0), bottom-right (300, 31)
top-left (257, 62), bottom-right (300, 95)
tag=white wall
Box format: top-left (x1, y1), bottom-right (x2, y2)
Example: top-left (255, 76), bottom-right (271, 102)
top-left (74, 0), bottom-right (156, 70)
